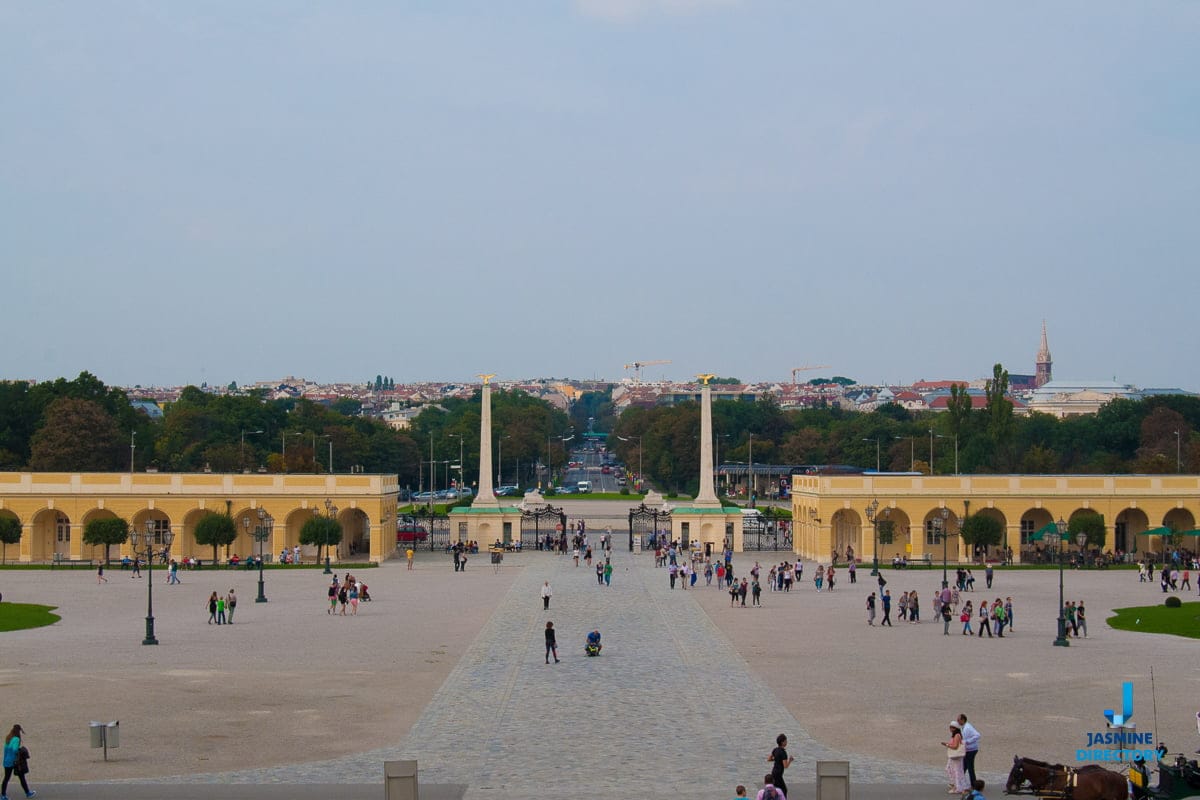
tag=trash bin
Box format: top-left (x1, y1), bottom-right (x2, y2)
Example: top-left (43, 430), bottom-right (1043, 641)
top-left (89, 722), bottom-right (105, 749)
top-left (89, 721), bottom-right (119, 760)
top-left (815, 760), bottom-right (849, 800)
top-left (384, 759), bottom-right (419, 800)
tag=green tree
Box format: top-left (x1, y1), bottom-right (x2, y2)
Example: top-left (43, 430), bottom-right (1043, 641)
top-left (960, 514), bottom-right (1004, 559)
top-left (83, 517), bottom-right (129, 565)
top-left (985, 363), bottom-right (1015, 469)
top-left (193, 512), bottom-right (239, 565)
top-left (29, 397), bottom-right (127, 471)
top-left (300, 515), bottom-right (343, 563)
top-left (1068, 511), bottom-right (1106, 550)
top-left (0, 516), bottom-right (21, 564)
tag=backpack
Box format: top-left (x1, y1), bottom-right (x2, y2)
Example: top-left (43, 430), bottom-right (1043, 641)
top-left (762, 787), bottom-right (780, 800)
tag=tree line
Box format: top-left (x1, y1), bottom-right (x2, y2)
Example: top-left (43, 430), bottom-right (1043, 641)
top-left (611, 364), bottom-right (1200, 496)
top-left (0, 373), bottom-right (572, 493)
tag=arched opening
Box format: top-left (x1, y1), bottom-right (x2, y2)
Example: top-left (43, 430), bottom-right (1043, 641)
top-left (829, 509), bottom-right (862, 564)
top-left (31, 508), bottom-right (69, 562)
top-left (0, 509), bottom-right (22, 564)
top-left (877, 508), bottom-right (911, 565)
top-left (1019, 508), bottom-right (1054, 563)
top-left (81, 508), bottom-right (120, 562)
top-left (337, 508), bottom-right (372, 559)
top-left (231, 507), bottom-right (261, 561)
top-left (130, 509), bottom-right (174, 565)
top-left (1163, 508), bottom-right (1197, 561)
top-left (921, 509), bottom-right (961, 570)
top-left (178, 508), bottom-right (214, 562)
top-left (282, 508), bottom-right (315, 560)
top-left (1114, 508), bottom-right (1149, 557)
top-left (973, 508), bottom-right (1007, 563)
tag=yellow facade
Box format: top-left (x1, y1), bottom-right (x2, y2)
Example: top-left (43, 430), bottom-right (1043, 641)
top-left (791, 473), bottom-right (1200, 564)
top-left (0, 472), bottom-right (399, 565)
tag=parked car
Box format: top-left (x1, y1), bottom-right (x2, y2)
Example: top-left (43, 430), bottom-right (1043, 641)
top-left (396, 520), bottom-right (429, 543)
top-left (495, 485), bottom-right (519, 496)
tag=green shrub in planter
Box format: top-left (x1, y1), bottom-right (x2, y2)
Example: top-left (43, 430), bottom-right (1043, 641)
top-left (1165, 595), bottom-right (1182, 608)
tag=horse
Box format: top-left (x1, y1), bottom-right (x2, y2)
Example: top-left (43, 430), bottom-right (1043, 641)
top-left (1005, 756), bottom-right (1127, 800)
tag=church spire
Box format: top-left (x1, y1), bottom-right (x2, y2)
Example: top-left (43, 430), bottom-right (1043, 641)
top-left (1035, 320), bottom-right (1052, 388)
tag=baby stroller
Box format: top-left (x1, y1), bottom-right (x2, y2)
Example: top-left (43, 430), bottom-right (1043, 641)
top-left (585, 630), bottom-right (602, 656)
top-left (359, 582), bottom-right (372, 602)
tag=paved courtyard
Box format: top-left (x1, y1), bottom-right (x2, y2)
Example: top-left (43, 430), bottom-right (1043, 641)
top-left (2, 526), bottom-right (1198, 799)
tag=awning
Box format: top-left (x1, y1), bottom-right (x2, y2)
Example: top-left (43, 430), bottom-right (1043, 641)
top-left (1028, 522), bottom-right (1060, 542)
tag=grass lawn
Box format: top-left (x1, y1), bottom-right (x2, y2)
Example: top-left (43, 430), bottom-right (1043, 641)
top-left (1107, 602), bottom-right (1200, 639)
top-left (0, 602), bottom-right (62, 632)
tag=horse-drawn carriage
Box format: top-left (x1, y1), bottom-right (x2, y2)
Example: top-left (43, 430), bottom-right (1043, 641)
top-left (1006, 754), bottom-right (1200, 800)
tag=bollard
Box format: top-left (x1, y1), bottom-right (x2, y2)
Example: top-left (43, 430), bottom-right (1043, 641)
top-left (384, 759), bottom-right (419, 800)
top-left (815, 760), bottom-right (849, 800)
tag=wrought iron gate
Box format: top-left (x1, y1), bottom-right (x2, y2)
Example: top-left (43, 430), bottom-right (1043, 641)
top-left (628, 504), bottom-right (670, 551)
top-left (521, 504), bottom-right (566, 550)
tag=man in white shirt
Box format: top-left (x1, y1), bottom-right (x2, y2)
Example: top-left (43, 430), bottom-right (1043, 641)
top-left (958, 713), bottom-right (981, 786)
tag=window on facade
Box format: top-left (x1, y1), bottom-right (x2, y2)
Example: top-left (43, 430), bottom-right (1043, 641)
top-left (147, 517), bottom-right (170, 546)
top-left (1020, 518), bottom-right (1036, 546)
top-left (924, 520), bottom-right (938, 546)
top-left (56, 513), bottom-right (70, 543)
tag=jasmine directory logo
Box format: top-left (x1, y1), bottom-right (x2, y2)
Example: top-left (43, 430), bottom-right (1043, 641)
top-left (1103, 682), bottom-right (1133, 726)
top-left (1080, 681), bottom-right (1156, 762)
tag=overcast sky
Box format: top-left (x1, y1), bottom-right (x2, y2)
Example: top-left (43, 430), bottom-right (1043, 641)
top-left (4, 2), bottom-right (1198, 390)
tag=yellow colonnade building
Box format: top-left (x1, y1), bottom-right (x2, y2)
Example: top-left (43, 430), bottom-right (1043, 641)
top-left (791, 474), bottom-right (1200, 565)
top-left (0, 472), bottom-right (399, 565)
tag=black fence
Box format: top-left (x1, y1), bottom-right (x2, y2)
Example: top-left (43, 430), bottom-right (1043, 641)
top-left (521, 504), bottom-right (566, 550)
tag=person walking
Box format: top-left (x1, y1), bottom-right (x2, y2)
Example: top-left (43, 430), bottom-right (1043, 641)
top-left (961, 601), bottom-right (974, 635)
top-left (338, 583), bottom-right (349, 616)
top-left (1004, 597), bottom-right (1014, 631)
top-left (206, 591), bottom-right (218, 624)
top-left (766, 734), bottom-right (793, 800)
top-left (848, 560), bottom-right (857, 584)
top-left (604, 561), bottom-right (613, 587)
top-left (541, 581), bottom-right (553, 610)
top-left (544, 621), bottom-right (559, 664)
top-left (943, 721), bottom-right (970, 794)
top-left (909, 591), bottom-right (920, 623)
top-left (2, 723), bottom-right (35, 800)
top-left (751, 579), bottom-right (762, 607)
top-left (985, 563), bottom-right (994, 589)
top-left (452, 542), bottom-right (462, 572)
top-left (168, 559), bottom-right (181, 585)
top-left (327, 580), bottom-right (338, 614)
top-left (814, 566), bottom-right (823, 592)
top-left (131, 557), bottom-right (142, 578)
top-left (959, 714), bottom-right (981, 787)
top-left (216, 592), bottom-right (226, 625)
top-left (226, 589), bottom-right (237, 624)
top-left (96, 564), bottom-right (107, 584)
top-left (941, 598), bottom-right (953, 635)
top-left (977, 600), bottom-right (991, 637)
top-left (406, 547), bottom-right (414, 570)
top-left (739, 578), bottom-right (749, 607)
top-left (1182, 569), bottom-right (1191, 591)
top-left (348, 582), bottom-right (359, 615)
top-left (1076, 601), bottom-right (1087, 638)
top-left (898, 591), bottom-right (908, 621)
top-left (881, 590), bottom-right (893, 626)
top-left (668, 562), bottom-right (678, 589)
top-left (826, 565), bottom-right (835, 592)
top-left (866, 592), bottom-right (876, 626)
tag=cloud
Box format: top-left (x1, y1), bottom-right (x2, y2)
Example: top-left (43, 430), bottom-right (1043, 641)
top-left (573, 0), bottom-right (740, 23)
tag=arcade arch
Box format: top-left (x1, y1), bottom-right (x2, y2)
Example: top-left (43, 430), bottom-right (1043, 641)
top-left (30, 508), bottom-right (70, 562)
top-left (0, 509), bottom-right (21, 563)
top-left (338, 508), bottom-right (372, 558)
top-left (1114, 508), bottom-right (1150, 556)
top-left (830, 508), bottom-right (862, 563)
top-left (972, 507), bottom-right (1008, 562)
top-left (876, 507), bottom-right (911, 564)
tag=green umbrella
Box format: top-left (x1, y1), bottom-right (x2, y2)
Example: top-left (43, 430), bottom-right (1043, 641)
top-left (1028, 522), bottom-right (1060, 542)
top-left (1174, 529), bottom-right (1200, 537)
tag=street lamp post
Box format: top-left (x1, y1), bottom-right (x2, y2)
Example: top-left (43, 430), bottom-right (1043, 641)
top-left (747, 433), bottom-right (756, 507)
top-left (1050, 517), bottom-right (1070, 647)
top-left (281, 431), bottom-right (301, 473)
top-left (242, 509), bottom-right (273, 603)
top-left (1176, 430), bottom-right (1182, 473)
top-left (448, 433), bottom-right (464, 497)
top-left (130, 520), bottom-right (174, 645)
top-left (864, 498), bottom-right (888, 577)
top-left (934, 507), bottom-right (951, 589)
top-left (929, 428), bottom-right (935, 475)
top-left (937, 434), bottom-right (959, 475)
top-left (617, 435), bottom-right (643, 488)
top-left (862, 438), bottom-right (881, 472)
top-left (323, 499), bottom-right (338, 574)
top-left (241, 429), bottom-right (264, 468)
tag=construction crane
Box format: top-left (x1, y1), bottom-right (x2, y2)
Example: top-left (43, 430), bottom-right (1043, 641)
top-left (623, 359), bottom-right (671, 383)
top-left (791, 364), bottom-right (831, 384)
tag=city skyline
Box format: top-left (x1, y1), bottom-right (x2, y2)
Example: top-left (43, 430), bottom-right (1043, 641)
top-left (4, 4), bottom-right (1198, 390)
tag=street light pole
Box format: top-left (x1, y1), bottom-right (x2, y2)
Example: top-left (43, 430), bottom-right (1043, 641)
top-left (281, 431), bottom-right (301, 473)
top-left (244, 509), bottom-right (273, 603)
top-left (1052, 517), bottom-right (1069, 646)
top-left (748, 433), bottom-right (755, 507)
top-left (131, 520), bottom-right (173, 644)
top-left (936, 507), bottom-right (951, 589)
top-left (241, 429), bottom-right (264, 470)
top-left (1176, 430), bottom-right (1182, 473)
top-left (929, 427), bottom-right (935, 475)
top-left (862, 438), bottom-right (881, 472)
top-left (864, 498), bottom-right (887, 577)
top-left (130, 431), bottom-right (136, 473)
top-left (895, 436), bottom-right (914, 472)
top-left (323, 498), bottom-right (337, 574)
top-left (449, 433), bottom-right (463, 497)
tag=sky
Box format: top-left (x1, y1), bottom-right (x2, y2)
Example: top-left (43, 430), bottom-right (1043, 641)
top-left (3, 2), bottom-right (1198, 390)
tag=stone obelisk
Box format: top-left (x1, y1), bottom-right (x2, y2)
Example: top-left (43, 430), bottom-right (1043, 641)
top-left (694, 374), bottom-right (721, 508)
top-left (473, 374), bottom-right (498, 507)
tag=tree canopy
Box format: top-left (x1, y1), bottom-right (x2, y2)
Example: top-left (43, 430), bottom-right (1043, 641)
top-left (193, 513), bottom-right (239, 564)
top-left (300, 515), bottom-right (343, 562)
top-left (83, 517), bottom-right (129, 564)
top-left (0, 516), bottom-right (21, 564)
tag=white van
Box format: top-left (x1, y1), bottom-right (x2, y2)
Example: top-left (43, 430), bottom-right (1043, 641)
top-left (741, 508), bottom-right (765, 531)
top-left (577, 480), bottom-right (591, 494)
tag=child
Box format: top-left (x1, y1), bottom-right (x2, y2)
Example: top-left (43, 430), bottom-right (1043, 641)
top-left (731, 785), bottom-right (748, 800)
top-left (965, 778), bottom-right (987, 799)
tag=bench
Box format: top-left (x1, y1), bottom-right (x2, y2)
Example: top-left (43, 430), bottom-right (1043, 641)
top-left (51, 553), bottom-right (93, 569)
